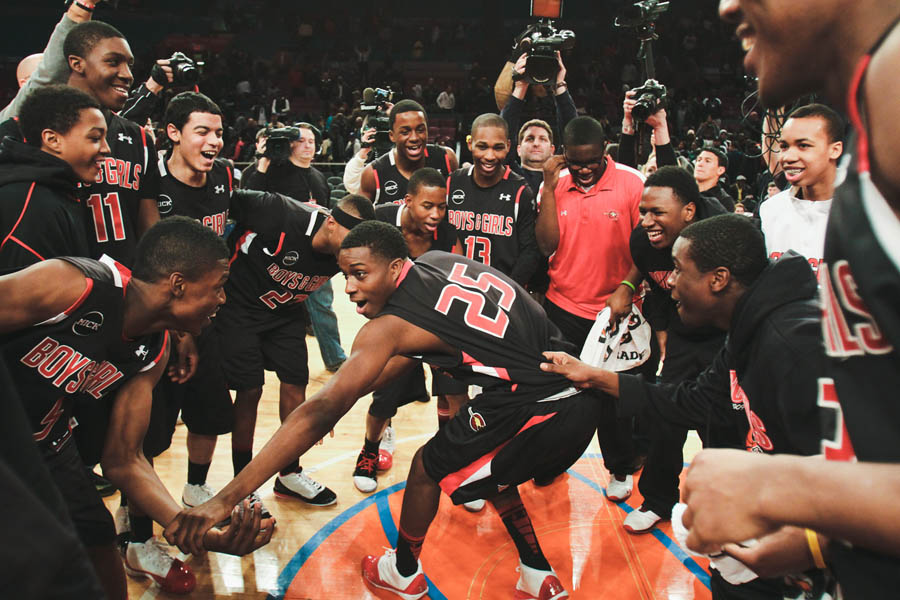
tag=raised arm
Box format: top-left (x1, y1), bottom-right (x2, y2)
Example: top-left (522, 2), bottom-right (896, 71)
top-left (534, 155), bottom-right (566, 256)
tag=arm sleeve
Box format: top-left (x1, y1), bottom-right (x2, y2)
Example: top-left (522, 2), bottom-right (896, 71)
top-left (617, 132), bottom-right (637, 168)
top-left (0, 14), bottom-right (77, 121)
top-left (119, 83), bottom-right (161, 125)
top-left (616, 345), bottom-right (734, 430)
top-left (510, 186), bottom-right (540, 285)
top-left (554, 90), bottom-right (577, 139)
top-left (342, 152), bottom-right (368, 194)
top-left (500, 95), bottom-right (526, 165)
top-left (655, 142), bottom-right (677, 167)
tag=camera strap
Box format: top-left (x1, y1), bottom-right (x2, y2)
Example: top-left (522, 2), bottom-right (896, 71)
top-left (331, 206), bottom-right (366, 230)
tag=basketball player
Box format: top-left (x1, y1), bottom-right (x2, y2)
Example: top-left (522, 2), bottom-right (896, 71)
top-left (0, 217), bottom-right (272, 600)
top-left (359, 100), bottom-right (458, 204)
top-left (352, 167), bottom-right (465, 495)
top-left (447, 113), bottom-right (540, 286)
top-left (670, 2), bottom-right (900, 598)
top-left (166, 220), bottom-right (611, 599)
top-left (220, 193), bottom-right (374, 507)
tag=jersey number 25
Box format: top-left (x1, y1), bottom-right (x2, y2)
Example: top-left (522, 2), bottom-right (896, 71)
top-left (434, 262), bottom-right (516, 338)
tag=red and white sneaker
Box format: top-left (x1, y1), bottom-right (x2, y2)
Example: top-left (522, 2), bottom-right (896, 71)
top-left (514, 562), bottom-right (569, 600)
top-left (378, 426), bottom-right (396, 471)
top-left (125, 537), bottom-right (196, 594)
top-left (361, 548), bottom-right (427, 600)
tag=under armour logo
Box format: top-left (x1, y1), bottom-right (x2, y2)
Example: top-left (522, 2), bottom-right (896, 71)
top-left (118, 133), bottom-right (133, 144)
top-left (135, 345), bottom-right (148, 359)
top-left (499, 193), bottom-right (512, 202)
top-left (560, 210), bottom-right (568, 217)
top-left (215, 185), bottom-right (225, 194)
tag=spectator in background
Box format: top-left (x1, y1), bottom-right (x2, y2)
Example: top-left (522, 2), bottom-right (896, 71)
top-left (693, 148), bottom-right (736, 212)
top-left (435, 83), bottom-right (455, 111)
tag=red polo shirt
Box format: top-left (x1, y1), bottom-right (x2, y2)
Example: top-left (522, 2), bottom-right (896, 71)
top-left (544, 157), bottom-right (644, 320)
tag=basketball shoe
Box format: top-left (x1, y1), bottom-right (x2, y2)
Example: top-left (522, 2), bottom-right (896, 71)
top-left (125, 537), bottom-right (196, 594)
top-left (274, 469), bottom-right (337, 506)
top-left (361, 548), bottom-right (428, 600)
top-left (378, 425), bottom-right (396, 471)
top-left (514, 562), bottom-right (569, 600)
top-left (354, 448), bottom-right (379, 493)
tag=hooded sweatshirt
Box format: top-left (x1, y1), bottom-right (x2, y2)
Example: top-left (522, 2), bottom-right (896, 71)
top-left (616, 252), bottom-right (825, 455)
top-left (0, 137), bottom-right (90, 272)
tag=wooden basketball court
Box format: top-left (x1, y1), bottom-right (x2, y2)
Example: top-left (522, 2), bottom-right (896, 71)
top-left (105, 287), bottom-right (710, 599)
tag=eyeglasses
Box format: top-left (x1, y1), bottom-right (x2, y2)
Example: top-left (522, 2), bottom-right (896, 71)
top-left (564, 154), bottom-right (604, 171)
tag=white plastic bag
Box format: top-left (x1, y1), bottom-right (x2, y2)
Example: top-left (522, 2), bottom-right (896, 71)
top-left (579, 305), bottom-right (651, 372)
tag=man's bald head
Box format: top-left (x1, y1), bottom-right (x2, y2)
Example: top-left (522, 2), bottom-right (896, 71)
top-left (17, 54), bottom-right (43, 88)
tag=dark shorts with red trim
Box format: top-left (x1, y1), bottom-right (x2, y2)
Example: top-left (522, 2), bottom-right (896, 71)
top-left (215, 303), bottom-right (309, 390)
top-left (422, 388), bottom-right (601, 505)
top-left (369, 365), bottom-right (468, 419)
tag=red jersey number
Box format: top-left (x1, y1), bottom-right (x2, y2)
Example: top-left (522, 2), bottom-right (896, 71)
top-left (433, 262), bottom-right (516, 338)
top-left (87, 192), bottom-right (126, 243)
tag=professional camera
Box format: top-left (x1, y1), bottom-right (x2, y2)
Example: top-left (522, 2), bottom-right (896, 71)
top-left (513, 20), bottom-right (576, 85)
top-left (263, 126), bottom-right (301, 165)
top-left (360, 87), bottom-right (395, 160)
top-left (167, 51), bottom-right (204, 86)
top-left (630, 79), bottom-right (667, 121)
top-left (616, 0), bottom-right (670, 30)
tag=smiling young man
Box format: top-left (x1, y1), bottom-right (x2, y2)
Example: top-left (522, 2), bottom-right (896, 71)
top-left (0, 217), bottom-right (272, 600)
top-left (447, 113), bottom-right (539, 286)
top-left (166, 220), bottom-right (603, 599)
top-left (542, 214), bottom-right (831, 598)
top-left (758, 103), bottom-right (844, 273)
top-left (0, 84), bottom-right (108, 270)
top-left (693, 148), bottom-right (736, 212)
top-left (359, 100), bottom-right (458, 204)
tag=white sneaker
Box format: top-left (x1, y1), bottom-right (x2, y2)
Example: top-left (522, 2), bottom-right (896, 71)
top-left (463, 498), bottom-right (486, 513)
top-left (623, 508), bottom-right (662, 533)
top-left (124, 537), bottom-right (196, 594)
top-left (378, 426), bottom-right (396, 471)
top-left (361, 548), bottom-right (427, 600)
top-left (181, 482), bottom-right (216, 508)
top-left (514, 562), bottom-right (569, 599)
top-left (605, 474), bottom-right (633, 502)
top-left (274, 470), bottom-right (337, 506)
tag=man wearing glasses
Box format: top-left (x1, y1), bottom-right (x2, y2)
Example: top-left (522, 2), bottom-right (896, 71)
top-left (535, 115), bottom-right (649, 500)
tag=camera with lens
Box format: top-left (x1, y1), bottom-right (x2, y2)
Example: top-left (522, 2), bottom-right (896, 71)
top-left (615, 0), bottom-right (670, 30)
top-left (630, 79), bottom-right (667, 121)
top-left (263, 126), bottom-right (301, 165)
top-left (360, 87), bottom-right (395, 160)
top-left (513, 20), bottom-right (576, 85)
top-left (167, 51), bottom-right (204, 86)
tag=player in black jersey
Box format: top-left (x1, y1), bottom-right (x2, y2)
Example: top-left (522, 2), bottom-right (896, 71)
top-left (167, 221), bottom-right (606, 599)
top-left (0, 217), bottom-right (272, 600)
top-left (221, 192), bottom-right (374, 508)
top-left (352, 168), bottom-right (466, 495)
top-left (672, 2), bottom-right (900, 599)
top-left (448, 113), bottom-right (540, 286)
top-left (64, 21), bottom-right (160, 267)
top-left (0, 85), bottom-right (107, 270)
top-left (359, 100), bottom-right (459, 204)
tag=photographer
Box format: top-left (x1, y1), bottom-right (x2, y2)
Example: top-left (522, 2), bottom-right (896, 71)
top-left (342, 126), bottom-right (376, 194)
top-left (617, 89), bottom-right (676, 171)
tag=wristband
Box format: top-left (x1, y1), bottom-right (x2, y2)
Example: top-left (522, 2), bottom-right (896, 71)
top-left (554, 81), bottom-right (567, 89)
top-left (805, 529), bottom-right (826, 569)
top-left (619, 280), bottom-right (636, 292)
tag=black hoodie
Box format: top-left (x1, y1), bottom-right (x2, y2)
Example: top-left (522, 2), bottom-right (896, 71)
top-left (0, 137), bottom-right (91, 272)
top-left (616, 252), bottom-right (825, 455)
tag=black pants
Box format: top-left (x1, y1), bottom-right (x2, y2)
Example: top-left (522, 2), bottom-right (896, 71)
top-left (638, 331), bottom-right (725, 517)
top-left (545, 300), bottom-right (657, 477)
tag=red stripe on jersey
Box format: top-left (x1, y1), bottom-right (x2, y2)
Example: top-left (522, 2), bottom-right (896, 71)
top-left (424, 145), bottom-right (430, 158)
top-left (444, 151), bottom-right (451, 173)
top-left (514, 185), bottom-right (524, 205)
top-left (1, 181), bottom-right (37, 253)
top-left (446, 175), bottom-right (451, 191)
top-left (226, 165), bottom-right (234, 192)
top-left (271, 232), bottom-right (286, 256)
top-left (8, 236), bottom-right (45, 261)
top-left (112, 259), bottom-right (133, 295)
top-left (229, 230), bottom-right (251, 266)
top-left (64, 277), bottom-right (94, 315)
top-left (372, 168), bottom-right (381, 190)
top-left (502, 165), bottom-right (511, 180)
top-left (460, 351), bottom-right (512, 381)
top-left (395, 259), bottom-right (414, 287)
top-left (151, 331), bottom-right (170, 366)
top-left (846, 54), bottom-right (872, 174)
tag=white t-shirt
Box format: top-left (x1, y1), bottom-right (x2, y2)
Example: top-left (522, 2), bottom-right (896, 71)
top-left (759, 188), bottom-right (832, 273)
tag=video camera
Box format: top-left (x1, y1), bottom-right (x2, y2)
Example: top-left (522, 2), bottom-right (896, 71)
top-left (263, 126), bottom-right (301, 165)
top-left (615, 0), bottom-right (670, 32)
top-left (616, 0), bottom-right (670, 121)
top-left (360, 87), bottom-right (395, 160)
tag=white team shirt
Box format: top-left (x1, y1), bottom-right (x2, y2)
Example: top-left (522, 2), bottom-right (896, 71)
top-left (759, 188), bottom-right (832, 273)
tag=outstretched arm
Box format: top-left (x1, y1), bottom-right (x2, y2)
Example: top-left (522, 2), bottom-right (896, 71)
top-left (0, 260), bottom-right (87, 334)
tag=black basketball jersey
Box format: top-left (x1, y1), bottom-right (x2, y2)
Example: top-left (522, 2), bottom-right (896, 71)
top-left (157, 156), bottom-right (232, 236)
top-left (83, 112), bottom-right (160, 266)
top-left (371, 144), bottom-right (453, 204)
top-left (379, 252), bottom-right (576, 407)
top-left (375, 203), bottom-right (460, 255)
top-left (0, 256), bottom-right (168, 452)
top-left (225, 195), bottom-right (338, 319)
top-left (816, 33), bottom-right (900, 598)
top-left (446, 165), bottom-right (536, 281)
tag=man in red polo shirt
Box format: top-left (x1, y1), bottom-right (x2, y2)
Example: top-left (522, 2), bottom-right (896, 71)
top-left (536, 115), bottom-right (649, 499)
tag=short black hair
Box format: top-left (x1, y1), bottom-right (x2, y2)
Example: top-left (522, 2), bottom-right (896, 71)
top-left (389, 100), bottom-right (427, 129)
top-left (408, 167), bottom-right (446, 196)
top-left (563, 116), bottom-right (605, 149)
top-left (786, 103), bottom-right (845, 143)
top-left (699, 147), bottom-right (728, 170)
top-left (645, 166), bottom-right (702, 206)
top-left (340, 220), bottom-right (408, 262)
top-left (517, 119), bottom-right (553, 145)
top-left (132, 216), bottom-right (228, 282)
top-left (63, 21), bottom-right (126, 62)
top-left (164, 91), bottom-right (223, 133)
top-left (678, 214), bottom-right (767, 287)
top-left (336, 194), bottom-right (376, 221)
top-left (471, 113), bottom-right (508, 138)
top-left (18, 84), bottom-right (101, 148)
